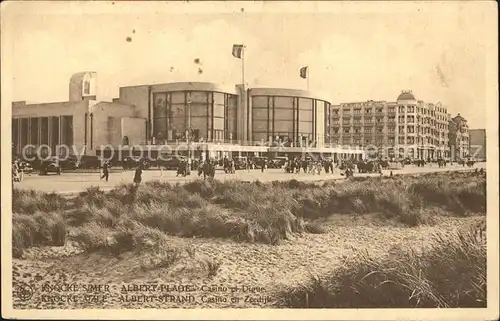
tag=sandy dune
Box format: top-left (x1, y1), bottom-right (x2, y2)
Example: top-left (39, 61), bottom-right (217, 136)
top-left (12, 215), bottom-right (479, 309)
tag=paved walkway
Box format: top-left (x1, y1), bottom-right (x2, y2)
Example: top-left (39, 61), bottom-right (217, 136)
top-left (13, 163), bottom-right (485, 195)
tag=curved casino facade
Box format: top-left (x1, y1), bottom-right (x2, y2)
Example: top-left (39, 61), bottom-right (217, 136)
top-left (150, 82), bottom-right (238, 143)
top-left (249, 88), bottom-right (331, 147)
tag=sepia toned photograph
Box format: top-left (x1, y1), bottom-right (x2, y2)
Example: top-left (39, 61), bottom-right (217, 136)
top-left (1, 1), bottom-right (498, 320)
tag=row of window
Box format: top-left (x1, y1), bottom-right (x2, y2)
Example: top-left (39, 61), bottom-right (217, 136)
top-left (332, 131), bottom-right (450, 139)
top-left (334, 107), bottom-right (396, 114)
top-left (333, 128), bottom-right (390, 134)
top-left (152, 91), bottom-right (237, 142)
top-left (332, 125), bottom-right (448, 135)
top-left (332, 120), bottom-right (449, 131)
top-left (12, 116), bottom-right (74, 154)
top-left (335, 105), bottom-right (449, 115)
top-left (333, 118), bottom-right (395, 123)
top-left (333, 114), bottom-right (450, 125)
top-left (332, 137), bottom-right (449, 145)
top-left (250, 95), bottom-right (329, 146)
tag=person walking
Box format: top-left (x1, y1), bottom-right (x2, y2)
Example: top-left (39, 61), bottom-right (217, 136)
top-left (202, 160), bottom-right (210, 180)
top-left (223, 156), bottom-right (229, 174)
top-left (182, 160), bottom-right (188, 177)
top-left (230, 159), bottom-right (236, 174)
top-left (198, 159), bottom-right (204, 176)
top-left (101, 161), bottom-right (109, 182)
top-left (133, 164), bottom-right (143, 186)
top-left (176, 160), bottom-right (182, 177)
top-left (210, 159), bottom-right (216, 178)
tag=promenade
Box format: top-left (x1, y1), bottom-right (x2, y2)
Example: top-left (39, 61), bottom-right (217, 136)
top-left (12, 162), bottom-right (486, 195)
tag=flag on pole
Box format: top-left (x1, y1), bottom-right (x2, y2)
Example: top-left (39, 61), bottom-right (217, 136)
top-left (300, 66), bottom-right (308, 79)
top-left (232, 44), bottom-right (244, 58)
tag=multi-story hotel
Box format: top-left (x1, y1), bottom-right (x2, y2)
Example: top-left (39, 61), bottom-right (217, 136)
top-left (11, 72), bottom-right (364, 162)
top-left (329, 90), bottom-right (451, 160)
top-left (449, 114), bottom-right (470, 161)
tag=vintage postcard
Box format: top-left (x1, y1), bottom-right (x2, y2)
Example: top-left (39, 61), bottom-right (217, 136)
top-left (1, 1), bottom-right (498, 320)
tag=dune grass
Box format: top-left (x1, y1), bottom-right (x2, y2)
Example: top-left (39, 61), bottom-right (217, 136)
top-left (12, 189), bottom-right (68, 214)
top-left (275, 226), bottom-right (487, 308)
top-left (12, 212), bottom-right (66, 258)
top-left (12, 171), bottom-right (486, 256)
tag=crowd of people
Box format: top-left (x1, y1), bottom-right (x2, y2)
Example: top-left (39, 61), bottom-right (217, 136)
top-left (12, 153), bottom-right (481, 190)
top-left (283, 157), bottom-right (336, 175)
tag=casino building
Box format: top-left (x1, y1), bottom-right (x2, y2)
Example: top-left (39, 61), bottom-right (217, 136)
top-left (11, 72), bottom-right (364, 161)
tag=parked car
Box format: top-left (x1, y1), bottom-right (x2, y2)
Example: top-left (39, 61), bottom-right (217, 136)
top-left (18, 161), bottom-right (34, 174)
top-left (76, 155), bottom-right (101, 169)
top-left (122, 156), bottom-right (151, 170)
top-left (39, 161), bottom-right (61, 175)
top-left (160, 156), bottom-right (187, 170)
top-left (401, 158), bottom-right (412, 165)
top-left (233, 156), bottom-right (248, 170)
top-left (251, 156), bottom-right (268, 168)
top-left (59, 156), bottom-right (79, 170)
top-left (270, 156), bottom-right (288, 168)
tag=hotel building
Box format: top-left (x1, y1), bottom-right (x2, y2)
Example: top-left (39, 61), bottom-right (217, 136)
top-left (329, 90), bottom-right (451, 160)
top-left (449, 114), bottom-right (470, 161)
top-left (11, 72), bottom-right (364, 162)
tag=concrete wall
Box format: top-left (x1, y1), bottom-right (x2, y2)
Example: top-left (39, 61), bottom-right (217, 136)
top-left (118, 85), bottom-right (150, 119)
top-left (107, 117), bottom-right (122, 147)
top-left (89, 101), bottom-right (144, 152)
top-left (122, 117), bottom-right (147, 147)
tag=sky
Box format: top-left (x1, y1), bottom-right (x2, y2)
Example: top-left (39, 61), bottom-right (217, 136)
top-left (1, 1), bottom-right (496, 129)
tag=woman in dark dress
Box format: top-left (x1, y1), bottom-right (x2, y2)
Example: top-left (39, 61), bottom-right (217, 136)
top-left (133, 164), bottom-right (143, 185)
top-left (210, 160), bottom-right (216, 178)
top-left (101, 161), bottom-right (109, 182)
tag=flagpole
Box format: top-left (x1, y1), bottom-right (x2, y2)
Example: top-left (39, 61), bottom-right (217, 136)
top-left (242, 45), bottom-right (245, 89)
